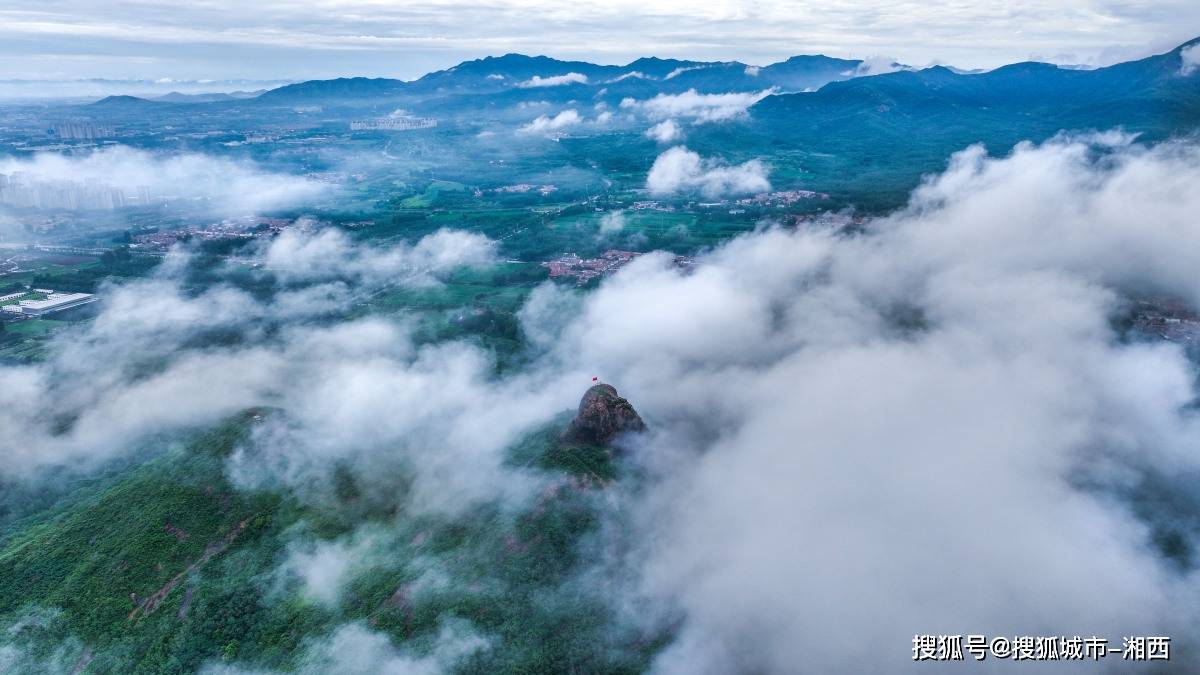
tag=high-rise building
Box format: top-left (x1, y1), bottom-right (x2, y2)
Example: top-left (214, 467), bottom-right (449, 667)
top-left (350, 116), bottom-right (437, 131)
top-left (47, 121), bottom-right (116, 140)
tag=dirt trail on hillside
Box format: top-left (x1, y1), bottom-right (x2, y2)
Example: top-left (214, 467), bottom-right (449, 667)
top-left (127, 517), bottom-right (251, 622)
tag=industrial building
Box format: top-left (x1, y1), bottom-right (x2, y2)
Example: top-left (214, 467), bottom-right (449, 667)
top-left (1, 291), bottom-right (96, 317)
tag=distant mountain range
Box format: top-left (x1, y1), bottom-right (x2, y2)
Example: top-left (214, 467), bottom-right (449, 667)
top-left (240, 40), bottom-right (1198, 142)
top-left (252, 53), bottom-right (868, 104)
top-left (754, 38), bottom-right (1200, 126)
top-left (153, 90), bottom-right (266, 103)
top-left (90, 38), bottom-right (1199, 135)
top-left (79, 37), bottom-right (1198, 208)
top-left (738, 37), bottom-right (1200, 205)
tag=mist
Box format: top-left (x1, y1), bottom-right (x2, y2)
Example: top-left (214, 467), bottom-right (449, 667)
top-left (0, 226), bottom-right (560, 519)
top-left (620, 89), bottom-right (775, 122)
top-left (4, 133), bottom-right (1200, 673)
top-left (647, 146), bottom-right (770, 197)
top-left (0, 146), bottom-right (326, 216)
top-left (533, 133), bottom-right (1200, 673)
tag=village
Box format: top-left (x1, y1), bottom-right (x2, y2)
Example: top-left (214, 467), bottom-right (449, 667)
top-left (542, 249), bottom-right (695, 285)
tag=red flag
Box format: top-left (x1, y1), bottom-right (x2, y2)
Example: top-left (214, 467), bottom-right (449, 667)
top-left (592, 376), bottom-right (599, 381)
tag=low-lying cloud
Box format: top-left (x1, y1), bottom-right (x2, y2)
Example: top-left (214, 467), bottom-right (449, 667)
top-left (0, 227), bottom-right (557, 517)
top-left (644, 119), bottom-right (683, 143)
top-left (203, 620), bottom-right (488, 675)
top-left (597, 210), bottom-right (627, 239)
top-left (517, 72), bottom-right (587, 88)
top-left (609, 71), bottom-right (649, 83)
top-left (646, 146), bottom-right (770, 197)
top-left (621, 88), bottom-right (774, 122)
top-left (0, 146), bottom-right (325, 215)
top-left (664, 65), bottom-right (709, 80)
top-left (518, 109), bottom-right (582, 134)
top-left (261, 224), bottom-right (496, 285)
top-left (1181, 43), bottom-right (1200, 76)
top-left (7, 133), bottom-right (1200, 673)
top-left (528, 133), bottom-right (1200, 673)
top-left (846, 55), bottom-right (907, 76)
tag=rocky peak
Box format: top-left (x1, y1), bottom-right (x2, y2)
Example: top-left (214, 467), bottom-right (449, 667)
top-left (562, 383), bottom-right (646, 446)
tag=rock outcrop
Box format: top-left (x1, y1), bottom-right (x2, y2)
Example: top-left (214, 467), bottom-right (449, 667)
top-left (561, 383), bottom-right (645, 446)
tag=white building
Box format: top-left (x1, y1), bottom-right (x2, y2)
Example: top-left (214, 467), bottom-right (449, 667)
top-left (2, 292), bottom-right (96, 316)
top-left (350, 116), bottom-right (437, 131)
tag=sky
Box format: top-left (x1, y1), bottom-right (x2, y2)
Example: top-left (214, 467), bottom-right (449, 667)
top-left (0, 0), bottom-right (1197, 83)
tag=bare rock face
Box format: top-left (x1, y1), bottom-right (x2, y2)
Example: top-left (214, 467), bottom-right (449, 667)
top-left (562, 383), bottom-right (646, 446)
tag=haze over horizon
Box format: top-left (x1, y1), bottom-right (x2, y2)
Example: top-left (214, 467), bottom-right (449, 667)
top-left (1, 0), bottom-right (1198, 82)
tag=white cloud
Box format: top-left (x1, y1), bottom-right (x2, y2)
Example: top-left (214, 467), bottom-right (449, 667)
top-left (533, 134), bottom-right (1200, 673)
top-left (621, 88), bottom-right (775, 122)
top-left (644, 119), bottom-right (683, 143)
top-left (517, 72), bottom-right (588, 88)
top-left (846, 55), bottom-right (906, 76)
top-left (1181, 44), bottom-right (1200, 75)
top-left (598, 210), bottom-right (627, 237)
top-left (518, 109), bottom-right (582, 133)
top-left (204, 621), bottom-right (488, 675)
top-left (744, 65), bottom-right (760, 76)
top-left (262, 225), bottom-right (496, 285)
top-left (9, 131), bottom-right (1200, 673)
top-left (0, 610), bottom-right (86, 675)
top-left (664, 65), bottom-right (709, 80)
top-left (0, 229), bottom-right (542, 520)
top-left (223, 321), bottom-right (560, 514)
top-left (0, 2), bottom-right (1194, 82)
top-left (282, 536), bottom-right (368, 607)
top-left (646, 146), bottom-right (769, 197)
top-left (609, 71), bottom-right (650, 82)
top-left (596, 110), bottom-right (613, 124)
top-left (0, 146), bottom-right (324, 215)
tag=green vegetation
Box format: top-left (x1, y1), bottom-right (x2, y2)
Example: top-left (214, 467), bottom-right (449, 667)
top-left (0, 38), bottom-right (1194, 672)
top-left (0, 406), bottom-right (664, 673)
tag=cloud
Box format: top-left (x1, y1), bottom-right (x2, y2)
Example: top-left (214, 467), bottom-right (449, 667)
top-left (529, 134), bottom-right (1200, 673)
top-left (744, 65), bottom-right (760, 76)
top-left (608, 71), bottom-right (650, 82)
top-left (261, 224), bottom-right (497, 285)
top-left (846, 55), bottom-right (906, 76)
top-left (646, 146), bottom-right (770, 197)
top-left (518, 109), bottom-right (582, 134)
top-left (0, 146), bottom-right (324, 216)
top-left (223, 322), bottom-right (560, 514)
top-left (598, 210), bottom-right (627, 238)
top-left (0, 228), bottom-right (556, 519)
top-left (9, 131), bottom-right (1200, 672)
top-left (664, 65), bottom-right (709, 80)
top-left (620, 88), bottom-right (775, 122)
top-left (0, 2), bottom-right (1195, 83)
top-left (203, 620), bottom-right (488, 675)
top-left (517, 72), bottom-right (588, 88)
top-left (1181, 44), bottom-right (1200, 76)
top-left (596, 110), bottom-right (614, 124)
top-left (280, 530), bottom-right (381, 607)
top-left (644, 119), bottom-right (683, 143)
top-left (0, 609), bottom-right (85, 674)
